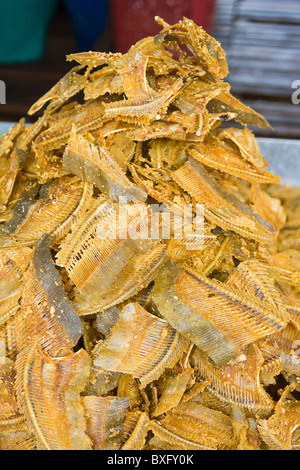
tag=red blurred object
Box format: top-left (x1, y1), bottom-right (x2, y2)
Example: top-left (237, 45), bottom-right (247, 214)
top-left (111, 0), bottom-right (216, 53)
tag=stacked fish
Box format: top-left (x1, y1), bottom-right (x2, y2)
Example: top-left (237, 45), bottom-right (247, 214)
top-left (0, 17), bottom-right (299, 450)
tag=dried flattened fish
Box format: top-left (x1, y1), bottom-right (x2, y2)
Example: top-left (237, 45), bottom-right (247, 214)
top-left (0, 149), bottom-right (20, 213)
top-left (0, 363), bottom-right (26, 433)
top-left (94, 306), bottom-right (120, 337)
top-left (268, 250), bottom-right (300, 287)
top-left (0, 362), bottom-right (36, 450)
top-left (149, 401), bottom-right (235, 450)
top-left (63, 128), bottom-right (147, 202)
top-left (67, 50), bottom-right (124, 69)
top-left (148, 138), bottom-right (189, 170)
top-left (188, 138), bottom-right (280, 184)
top-left (57, 199), bottom-right (166, 314)
top-left (93, 120), bottom-right (135, 146)
top-left (130, 157), bottom-right (192, 215)
top-left (104, 78), bottom-right (184, 124)
top-left (217, 126), bottom-right (269, 169)
top-left (11, 233), bottom-right (83, 357)
top-left (151, 261), bottom-right (242, 367)
top-left (28, 65), bottom-right (90, 116)
top-left (15, 343), bottom-right (92, 450)
top-left (174, 78), bottom-right (230, 117)
top-left (166, 233), bottom-right (215, 264)
top-left (120, 411), bottom-right (150, 450)
top-left (207, 91), bottom-right (271, 130)
top-left (183, 233), bottom-right (235, 277)
top-left (167, 106), bottom-right (227, 142)
top-left (155, 17), bottom-right (228, 80)
top-left (81, 318), bottom-right (101, 354)
top-left (271, 322), bottom-right (300, 382)
top-left (152, 366), bottom-right (194, 417)
top-left (0, 119), bottom-right (25, 159)
top-left (0, 120), bottom-right (28, 210)
top-left (278, 226), bottom-right (300, 252)
top-left (172, 157), bottom-right (274, 244)
top-left (227, 258), bottom-right (287, 324)
top-left (130, 35), bottom-right (183, 76)
top-left (69, 48), bottom-right (180, 126)
top-left (250, 183), bottom-right (286, 236)
top-left (83, 368), bottom-right (123, 397)
top-left (83, 395), bottom-right (130, 450)
top-left (191, 344), bottom-right (275, 418)
top-left (56, 198), bottom-right (127, 304)
top-left (257, 383), bottom-right (300, 450)
top-left (0, 247), bottom-right (32, 326)
top-left (257, 336), bottom-right (283, 386)
top-left (103, 77), bottom-right (184, 125)
top-left (0, 321), bottom-right (15, 362)
top-left (230, 408), bottom-right (262, 450)
top-left (117, 374), bottom-right (144, 410)
top-left (0, 176), bottom-right (93, 247)
top-left (284, 297), bottom-right (300, 331)
top-left (0, 427), bottom-right (37, 450)
top-left (151, 260), bottom-right (287, 367)
top-left (16, 115), bottom-right (49, 155)
top-left (107, 130), bottom-right (136, 171)
top-left (84, 67), bottom-right (123, 101)
top-left (34, 98), bottom-right (105, 152)
top-left (32, 146), bottom-right (70, 183)
top-left (2, 174), bottom-right (40, 219)
top-left (75, 241), bottom-right (167, 314)
top-left (105, 49), bottom-right (154, 103)
top-left (92, 302), bottom-right (190, 387)
top-left (127, 120), bottom-right (186, 142)
top-left (0, 198), bottom-right (36, 246)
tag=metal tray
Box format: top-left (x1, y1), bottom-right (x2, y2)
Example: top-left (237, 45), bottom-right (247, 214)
top-left (256, 137), bottom-right (300, 187)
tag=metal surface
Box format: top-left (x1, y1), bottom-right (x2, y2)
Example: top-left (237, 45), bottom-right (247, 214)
top-left (0, 121), bottom-right (15, 135)
top-left (256, 137), bottom-right (300, 186)
top-left (0, 122), bottom-right (299, 186)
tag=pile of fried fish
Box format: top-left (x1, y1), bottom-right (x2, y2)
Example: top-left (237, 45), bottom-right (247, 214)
top-left (0, 17), bottom-right (299, 450)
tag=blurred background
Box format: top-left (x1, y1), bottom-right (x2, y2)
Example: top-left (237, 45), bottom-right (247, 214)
top-left (0, 0), bottom-right (299, 139)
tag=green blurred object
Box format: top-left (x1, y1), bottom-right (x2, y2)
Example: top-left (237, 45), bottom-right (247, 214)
top-left (0, 0), bottom-right (59, 64)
